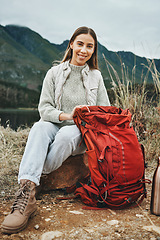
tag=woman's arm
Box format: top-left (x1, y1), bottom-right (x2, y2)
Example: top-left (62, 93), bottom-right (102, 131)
top-left (59, 112), bottom-right (72, 121)
top-left (97, 73), bottom-right (111, 106)
top-left (38, 68), bottom-right (63, 123)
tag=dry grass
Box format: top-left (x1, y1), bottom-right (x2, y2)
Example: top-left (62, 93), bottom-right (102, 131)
top-left (103, 53), bottom-right (160, 162)
top-left (140, 105), bottom-right (160, 162)
top-left (143, 59), bottom-right (160, 102)
top-left (0, 126), bottom-right (30, 199)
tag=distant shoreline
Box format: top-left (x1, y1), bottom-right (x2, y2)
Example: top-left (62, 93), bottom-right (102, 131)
top-left (0, 108), bottom-right (38, 112)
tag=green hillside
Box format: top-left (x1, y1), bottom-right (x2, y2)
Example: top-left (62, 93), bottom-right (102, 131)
top-left (5, 25), bottom-right (62, 64)
top-left (0, 25), bottom-right (49, 90)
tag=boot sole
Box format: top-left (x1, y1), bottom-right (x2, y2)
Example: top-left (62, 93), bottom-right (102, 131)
top-left (1, 210), bottom-right (37, 234)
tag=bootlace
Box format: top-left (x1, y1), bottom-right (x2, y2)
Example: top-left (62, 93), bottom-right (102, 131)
top-left (11, 181), bottom-right (31, 214)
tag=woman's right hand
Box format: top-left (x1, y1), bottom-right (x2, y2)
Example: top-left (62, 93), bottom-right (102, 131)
top-left (70, 105), bottom-right (89, 119)
top-left (59, 105), bottom-right (88, 121)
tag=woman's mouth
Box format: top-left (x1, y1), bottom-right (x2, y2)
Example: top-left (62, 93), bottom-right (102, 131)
top-left (78, 54), bottom-right (86, 60)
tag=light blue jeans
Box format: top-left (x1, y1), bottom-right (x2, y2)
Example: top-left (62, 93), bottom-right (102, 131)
top-left (18, 121), bottom-right (86, 186)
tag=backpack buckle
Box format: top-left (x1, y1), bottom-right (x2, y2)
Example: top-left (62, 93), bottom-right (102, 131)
top-left (81, 121), bottom-right (86, 127)
top-left (124, 197), bottom-right (132, 203)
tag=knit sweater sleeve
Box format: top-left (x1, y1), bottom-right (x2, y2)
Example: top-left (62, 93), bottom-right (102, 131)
top-left (96, 72), bottom-right (111, 106)
top-left (38, 68), bottom-right (63, 123)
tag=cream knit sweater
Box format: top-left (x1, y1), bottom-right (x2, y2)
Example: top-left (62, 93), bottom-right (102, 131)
top-left (61, 64), bottom-right (87, 125)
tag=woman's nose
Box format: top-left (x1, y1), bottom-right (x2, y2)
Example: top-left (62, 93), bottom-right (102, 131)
top-left (81, 45), bottom-right (87, 53)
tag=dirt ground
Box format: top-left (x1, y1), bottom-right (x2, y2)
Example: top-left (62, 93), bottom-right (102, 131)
top-left (0, 167), bottom-right (160, 240)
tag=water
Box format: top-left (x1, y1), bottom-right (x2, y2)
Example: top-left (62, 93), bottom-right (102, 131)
top-left (0, 109), bottom-right (40, 130)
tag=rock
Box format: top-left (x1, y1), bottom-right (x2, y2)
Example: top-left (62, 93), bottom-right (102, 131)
top-left (41, 231), bottom-right (63, 240)
top-left (39, 153), bottom-right (89, 191)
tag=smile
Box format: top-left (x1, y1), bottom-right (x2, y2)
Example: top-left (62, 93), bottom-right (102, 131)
top-left (78, 54), bottom-right (87, 59)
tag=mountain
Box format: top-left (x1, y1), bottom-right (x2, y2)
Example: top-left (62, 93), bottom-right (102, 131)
top-left (4, 25), bottom-right (62, 64)
top-left (0, 24), bottom-right (159, 107)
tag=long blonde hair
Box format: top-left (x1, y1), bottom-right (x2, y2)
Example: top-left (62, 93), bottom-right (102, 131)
top-left (62, 26), bottom-right (99, 70)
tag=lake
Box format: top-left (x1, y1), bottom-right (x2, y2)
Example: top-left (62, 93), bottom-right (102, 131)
top-left (0, 109), bottom-right (40, 130)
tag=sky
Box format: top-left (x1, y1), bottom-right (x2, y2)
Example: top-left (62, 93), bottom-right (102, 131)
top-left (0, 0), bottom-right (160, 59)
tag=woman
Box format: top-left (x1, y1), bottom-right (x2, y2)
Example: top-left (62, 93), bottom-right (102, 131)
top-left (1, 26), bottom-right (110, 234)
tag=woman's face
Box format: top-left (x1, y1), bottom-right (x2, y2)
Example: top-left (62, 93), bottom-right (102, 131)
top-left (70, 34), bottom-right (95, 66)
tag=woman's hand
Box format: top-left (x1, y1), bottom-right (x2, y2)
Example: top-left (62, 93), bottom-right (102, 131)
top-left (59, 105), bottom-right (88, 121)
top-left (70, 105), bottom-right (86, 119)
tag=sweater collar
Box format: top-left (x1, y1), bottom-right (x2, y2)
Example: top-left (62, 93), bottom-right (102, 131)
top-left (63, 60), bottom-right (90, 76)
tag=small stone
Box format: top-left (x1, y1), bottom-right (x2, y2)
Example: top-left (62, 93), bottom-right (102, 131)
top-left (84, 228), bottom-right (95, 233)
top-left (136, 214), bottom-right (144, 218)
top-left (45, 218), bottom-right (51, 222)
top-left (102, 219), bottom-right (107, 222)
top-left (3, 211), bottom-right (10, 215)
top-left (1, 191), bottom-right (5, 196)
top-left (108, 209), bottom-right (116, 215)
top-left (41, 231), bottom-right (63, 240)
top-left (34, 224), bottom-right (40, 230)
top-left (69, 210), bottom-right (84, 215)
top-left (115, 232), bottom-right (121, 237)
top-left (107, 220), bottom-right (119, 226)
top-left (46, 208), bottom-right (51, 211)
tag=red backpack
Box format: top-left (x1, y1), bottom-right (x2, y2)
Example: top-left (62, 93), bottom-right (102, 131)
top-left (73, 106), bottom-right (149, 209)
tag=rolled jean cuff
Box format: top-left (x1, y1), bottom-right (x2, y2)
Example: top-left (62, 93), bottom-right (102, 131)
top-left (18, 175), bottom-right (40, 186)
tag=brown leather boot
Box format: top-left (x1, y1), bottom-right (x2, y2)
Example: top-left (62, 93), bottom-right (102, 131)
top-left (1, 180), bottom-right (37, 234)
